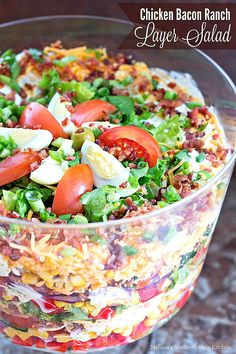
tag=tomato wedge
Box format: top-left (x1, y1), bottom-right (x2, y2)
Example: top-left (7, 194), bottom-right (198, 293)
top-left (52, 164), bottom-right (93, 216)
top-left (19, 102), bottom-right (68, 139)
top-left (0, 151), bottom-right (42, 186)
top-left (0, 311), bottom-right (34, 329)
top-left (99, 126), bottom-right (161, 167)
top-left (71, 99), bottom-right (116, 127)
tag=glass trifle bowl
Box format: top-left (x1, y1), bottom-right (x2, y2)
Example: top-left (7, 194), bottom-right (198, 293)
top-left (0, 16), bottom-right (235, 353)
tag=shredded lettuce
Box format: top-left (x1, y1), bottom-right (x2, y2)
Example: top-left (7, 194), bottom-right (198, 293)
top-left (163, 185), bottom-right (181, 203)
top-left (154, 116), bottom-right (184, 148)
top-left (39, 69), bottom-right (95, 103)
top-left (107, 95), bottom-right (135, 115)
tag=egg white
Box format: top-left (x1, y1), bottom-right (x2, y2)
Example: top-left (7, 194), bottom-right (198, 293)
top-left (81, 141), bottom-right (129, 188)
top-left (17, 71), bottom-right (41, 99)
top-left (0, 127), bottom-right (53, 151)
top-left (48, 92), bottom-right (77, 135)
top-left (0, 85), bottom-right (22, 105)
top-left (30, 157), bottom-right (68, 185)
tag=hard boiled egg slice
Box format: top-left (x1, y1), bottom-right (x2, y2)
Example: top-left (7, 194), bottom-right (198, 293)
top-left (17, 70), bottom-right (41, 99)
top-left (81, 140), bottom-right (129, 188)
top-left (0, 127), bottom-right (53, 151)
top-left (48, 92), bottom-right (77, 135)
top-left (30, 157), bottom-right (69, 185)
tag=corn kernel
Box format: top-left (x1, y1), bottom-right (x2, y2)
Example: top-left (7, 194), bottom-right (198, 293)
top-left (70, 276), bottom-right (85, 287)
top-left (4, 327), bottom-right (30, 341)
top-left (131, 292), bottom-right (140, 305)
top-left (113, 328), bottom-right (123, 334)
top-left (122, 326), bottom-right (133, 336)
top-left (106, 270), bottom-right (114, 279)
top-left (55, 334), bottom-right (72, 343)
top-left (28, 329), bottom-right (48, 340)
top-left (73, 302), bottom-right (83, 308)
top-left (54, 301), bottom-right (66, 308)
top-left (2, 293), bottom-right (13, 301)
top-left (144, 318), bottom-right (157, 327)
top-left (22, 272), bottom-right (39, 285)
top-left (147, 310), bottom-right (161, 320)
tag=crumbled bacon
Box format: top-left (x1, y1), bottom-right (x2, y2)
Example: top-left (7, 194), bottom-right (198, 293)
top-left (173, 174), bottom-right (192, 198)
top-left (168, 82), bottom-right (176, 88)
top-left (183, 139), bottom-right (204, 151)
top-left (62, 118), bottom-right (70, 126)
top-left (183, 131), bottom-right (205, 151)
top-left (0, 64), bottom-right (10, 76)
top-left (188, 106), bottom-right (211, 128)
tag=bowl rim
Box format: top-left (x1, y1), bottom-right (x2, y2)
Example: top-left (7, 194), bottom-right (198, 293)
top-left (0, 14), bottom-right (235, 230)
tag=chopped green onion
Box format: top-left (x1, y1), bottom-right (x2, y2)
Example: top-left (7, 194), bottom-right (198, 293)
top-left (93, 78), bottom-right (104, 88)
top-left (186, 102), bottom-right (203, 109)
top-left (71, 214), bottom-right (89, 224)
top-left (123, 245), bottom-right (138, 256)
top-left (25, 190), bottom-right (45, 212)
top-left (0, 75), bottom-right (20, 92)
top-left (53, 56), bottom-right (77, 67)
top-left (39, 209), bottom-right (56, 222)
top-left (59, 214), bottom-right (72, 222)
top-left (49, 150), bottom-right (62, 162)
top-left (52, 138), bottom-right (68, 148)
top-left (164, 91), bottom-right (178, 100)
top-left (97, 87), bottom-right (110, 97)
top-left (196, 153), bottom-right (205, 163)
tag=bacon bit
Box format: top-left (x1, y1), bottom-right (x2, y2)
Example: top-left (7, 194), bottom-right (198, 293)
top-left (30, 160), bottom-right (41, 171)
top-left (173, 174), bottom-right (192, 198)
top-left (185, 131), bottom-right (205, 140)
top-left (62, 118), bottom-right (70, 126)
top-left (19, 88), bottom-right (27, 99)
top-left (39, 149), bottom-right (48, 159)
top-left (109, 205), bottom-right (127, 220)
top-left (66, 105), bottom-right (74, 114)
top-left (25, 83), bottom-right (33, 90)
top-left (183, 139), bottom-right (204, 151)
top-left (212, 133), bottom-right (219, 140)
top-left (125, 197), bottom-right (138, 211)
top-left (124, 200), bottom-right (156, 218)
top-left (168, 82), bottom-right (176, 88)
top-left (0, 63), bottom-right (10, 76)
top-left (153, 88), bottom-right (165, 101)
top-left (6, 119), bottom-right (17, 128)
top-left (128, 163), bottom-right (137, 169)
top-left (65, 156), bottom-right (75, 161)
top-left (5, 91), bottom-right (15, 101)
top-left (198, 106), bottom-right (209, 116)
top-left (112, 87), bottom-right (129, 96)
top-left (119, 181), bottom-right (128, 188)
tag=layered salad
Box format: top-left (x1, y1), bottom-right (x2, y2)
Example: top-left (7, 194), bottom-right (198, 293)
top-left (0, 43), bottom-right (230, 352)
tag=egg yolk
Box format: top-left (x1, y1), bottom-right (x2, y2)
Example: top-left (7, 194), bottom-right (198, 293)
top-left (86, 146), bottom-right (119, 179)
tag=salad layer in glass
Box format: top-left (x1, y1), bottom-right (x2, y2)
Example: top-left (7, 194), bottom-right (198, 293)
top-left (0, 43), bottom-right (231, 352)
